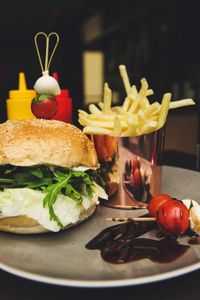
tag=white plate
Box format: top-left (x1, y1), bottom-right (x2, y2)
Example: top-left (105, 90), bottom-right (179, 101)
top-left (1, 166), bottom-right (200, 287)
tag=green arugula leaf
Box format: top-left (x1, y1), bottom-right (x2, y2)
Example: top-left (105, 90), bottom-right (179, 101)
top-left (30, 168), bottom-right (43, 178)
top-left (43, 175), bottom-right (71, 226)
top-left (86, 184), bottom-right (93, 198)
top-left (0, 178), bottom-right (15, 183)
top-left (49, 206), bottom-right (64, 228)
top-left (64, 183), bottom-right (82, 203)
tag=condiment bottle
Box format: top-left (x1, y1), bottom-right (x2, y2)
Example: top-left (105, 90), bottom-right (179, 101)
top-left (6, 72), bottom-right (36, 120)
top-left (52, 72), bottom-right (72, 123)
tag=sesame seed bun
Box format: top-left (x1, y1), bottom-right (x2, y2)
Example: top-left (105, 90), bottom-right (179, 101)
top-left (0, 119), bottom-right (98, 169)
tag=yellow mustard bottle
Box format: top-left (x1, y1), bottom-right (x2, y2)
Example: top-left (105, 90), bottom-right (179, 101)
top-left (6, 72), bottom-right (36, 120)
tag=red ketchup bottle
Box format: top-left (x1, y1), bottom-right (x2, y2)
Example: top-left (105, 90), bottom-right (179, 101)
top-left (52, 72), bottom-right (72, 123)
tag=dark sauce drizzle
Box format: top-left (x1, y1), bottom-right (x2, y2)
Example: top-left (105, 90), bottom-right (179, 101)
top-left (186, 228), bottom-right (200, 244)
top-left (188, 236), bottom-right (200, 244)
top-left (86, 222), bottom-right (190, 264)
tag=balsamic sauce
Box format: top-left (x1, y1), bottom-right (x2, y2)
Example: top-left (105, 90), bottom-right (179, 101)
top-left (186, 228), bottom-right (200, 245)
top-left (188, 236), bottom-right (200, 245)
top-left (86, 222), bottom-right (189, 264)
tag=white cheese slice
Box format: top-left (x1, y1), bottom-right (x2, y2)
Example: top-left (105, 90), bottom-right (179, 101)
top-left (71, 166), bottom-right (90, 172)
top-left (0, 182), bottom-right (107, 232)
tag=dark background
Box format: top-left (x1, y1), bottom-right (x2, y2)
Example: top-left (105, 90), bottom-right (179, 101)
top-left (0, 0), bottom-right (199, 169)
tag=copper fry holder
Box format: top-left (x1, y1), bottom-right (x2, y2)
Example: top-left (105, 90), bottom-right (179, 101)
top-left (93, 127), bottom-right (165, 209)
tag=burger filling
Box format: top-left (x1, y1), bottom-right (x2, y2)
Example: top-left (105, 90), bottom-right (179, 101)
top-left (0, 165), bottom-right (107, 232)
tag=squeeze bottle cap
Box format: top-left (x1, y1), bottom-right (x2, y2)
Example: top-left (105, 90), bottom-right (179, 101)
top-left (9, 72), bottom-right (36, 99)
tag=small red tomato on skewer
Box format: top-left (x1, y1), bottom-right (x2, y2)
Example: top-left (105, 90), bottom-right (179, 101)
top-left (31, 94), bottom-right (58, 119)
top-left (156, 200), bottom-right (189, 237)
top-left (148, 194), bottom-right (173, 217)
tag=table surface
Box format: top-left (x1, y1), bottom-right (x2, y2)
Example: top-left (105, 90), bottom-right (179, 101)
top-left (1, 165), bottom-right (200, 300)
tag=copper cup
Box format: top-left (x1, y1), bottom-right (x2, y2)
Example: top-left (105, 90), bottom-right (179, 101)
top-left (93, 127), bottom-right (165, 209)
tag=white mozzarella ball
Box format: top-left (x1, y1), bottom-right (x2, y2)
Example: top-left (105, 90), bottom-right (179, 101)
top-left (190, 205), bottom-right (200, 235)
top-left (34, 71), bottom-right (61, 96)
top-left (181, 199), bottom-right (199, 209)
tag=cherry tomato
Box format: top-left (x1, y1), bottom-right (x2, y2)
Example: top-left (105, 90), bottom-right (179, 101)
top-left (156, 200), bottom-right (189, 237)
top-left (31, 94), bottom-right (58, 119)
top-left (148, 194), bottom-right (173, 217)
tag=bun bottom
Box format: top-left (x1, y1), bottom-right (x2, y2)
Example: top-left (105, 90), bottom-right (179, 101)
top-left (0, 205), bottom-right (97, 234)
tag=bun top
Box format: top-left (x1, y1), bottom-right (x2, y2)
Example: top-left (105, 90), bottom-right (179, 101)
top-left (0, 119), bottom-right (98, 169)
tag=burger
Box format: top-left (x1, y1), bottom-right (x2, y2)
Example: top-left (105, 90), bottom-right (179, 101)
top-left (0, 119), bottom-right (107, 234)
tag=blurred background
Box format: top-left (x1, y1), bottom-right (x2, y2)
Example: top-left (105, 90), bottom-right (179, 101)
top-left (0, 0), bottom-right (199, 170)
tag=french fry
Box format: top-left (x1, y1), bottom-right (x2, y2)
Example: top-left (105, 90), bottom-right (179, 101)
top-left (98, 101), bottom-right (104, 110)
top-left (113, 117), bottom-right (122, 136)
top-left (123, 125), bottom-right (139, 137)
top-left (140, 120), bottom-right (158, 135)
top-left (112, 108), bottom-right (138, 121)
top-left (146, 89), bottom-right (154, 96)
top-left (119, 65), bottom-right (132, 95)
top-left (111, 106), bottom-right (127, 114)
top-left (131, 85), bottom-right (138, 97)
top-left (78, 114), bottom-right (90, 126)
top-left (89, 120), bottom-right (128, 130)
top-left (78, 109), bottom-right (88, 117)
top-left (128, 97), bottom-right (140, 113)
top-left (83, 126), bottom-right (113, 135)
top-left (88, 104), bottom-right (103, 115)
top-left (148, 115), bottom-right (159, 122)
top-left (128, 78), bottom-right (149, 113)
top-left (138, 109), bottom-right (147, 127)
top-left (78, 118), bottom-right (85, 127)
top-left (79, 115), bottom-right (129, 130)
top-left (144, 102), bottom-right (160, 117)
top-left (129, 86), bottom-right (153, 99)
top-left (157, 93), bottom-right (171, 129)
top-left (128, 93), bottom-right (137, 102)
top-left (122, 97), bottom-right (131, 111)
top-left (128, 85), bottom-right (151, 109)
top-left (89, 114), bottom-right (126, 122)
top-left (127, 85), bottom-right (137, 103)
top-left (169, 99), bottom-right (195, 109)
top-left (103, 83), bottom-right (112, 114)
top-left (127, 116), bottom-right (138, 127)
top-left (140, 97), bottom-right (150, 110)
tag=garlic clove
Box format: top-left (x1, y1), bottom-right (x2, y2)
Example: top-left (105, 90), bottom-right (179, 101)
top-left (34, 71), bottom-right (61, 96)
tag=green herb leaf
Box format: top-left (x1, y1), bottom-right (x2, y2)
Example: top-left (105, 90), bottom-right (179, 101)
top-left (43, 175), bottom-right (71, 226)
top-left (0, 177), bottom-right (15, 184)
top-left (64, 183), bottom-right (82, 203)
top-left (30, 168), bottom-right (43, 178)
